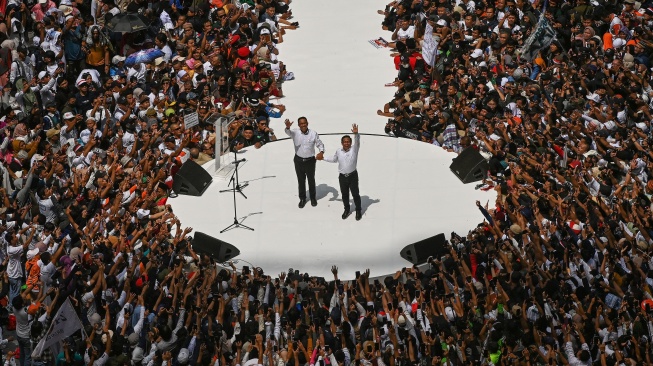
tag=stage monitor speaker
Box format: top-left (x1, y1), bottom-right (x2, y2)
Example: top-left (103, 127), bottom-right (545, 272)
top-left (449, 148), bottom-right (488, 184)
top-left (173, 160), bottom-right (213, 196)
top-left (192, 232), bottom-right (240, 262)
top-left (400, 233), bottom-right (446, 265)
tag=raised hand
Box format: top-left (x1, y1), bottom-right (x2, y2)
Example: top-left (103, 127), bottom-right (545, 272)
top-left (284, 119), bottom-right (293, 129)
top-left (352, 124), bottom-right (359, 134)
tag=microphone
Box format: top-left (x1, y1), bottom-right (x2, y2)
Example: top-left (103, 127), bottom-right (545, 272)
top-left (232, 158), bottom-right (247, 165)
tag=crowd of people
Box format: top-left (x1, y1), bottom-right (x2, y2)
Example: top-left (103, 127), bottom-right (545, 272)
top-left (373, 0), bottom-right (653, 364)
top-left (1, 0), bottom-right (653, 364)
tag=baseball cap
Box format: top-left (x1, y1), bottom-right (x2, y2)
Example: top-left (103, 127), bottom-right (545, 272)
top-left (178, 349), bottom-right (190, 364)
top-left (112, 55), bottom-right (126, 65)
top-left (63, 112), bottom-right (75, 120)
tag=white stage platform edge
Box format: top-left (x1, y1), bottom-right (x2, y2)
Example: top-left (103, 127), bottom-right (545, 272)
top-left (173, 136), bottom-right (495, 278)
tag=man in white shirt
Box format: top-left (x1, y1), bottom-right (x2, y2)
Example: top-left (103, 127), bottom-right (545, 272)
top-left (79, 117), bottom-right (102, 144)
top-left (318, 124), bottom-right (362, 220)
top-left (284, 117), bottom-right (325, 208)
top-left (391, 17), bottom-right (415, 45)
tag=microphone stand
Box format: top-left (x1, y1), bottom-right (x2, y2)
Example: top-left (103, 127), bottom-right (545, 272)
top-left (220, 151), bottom-right (253, 233)
top-left (220, 151), bottom-right (249, 199)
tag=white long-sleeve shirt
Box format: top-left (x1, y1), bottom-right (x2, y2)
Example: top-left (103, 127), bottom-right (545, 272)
top-left (284, 128), bottom-right (324, 158)
top-left (322, 134), bottom-right (360, 174)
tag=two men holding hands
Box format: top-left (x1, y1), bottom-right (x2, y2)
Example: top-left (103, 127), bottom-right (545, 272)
top-left (285, 119), bottom-right (362, 220)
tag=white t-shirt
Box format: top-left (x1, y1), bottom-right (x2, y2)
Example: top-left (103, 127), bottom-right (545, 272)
top-left (397, 25), bottom-right (415, 41)
top-left (36, 194), bottom-right (56, 223)
top-left (7, 244), bottom-right (23, 279)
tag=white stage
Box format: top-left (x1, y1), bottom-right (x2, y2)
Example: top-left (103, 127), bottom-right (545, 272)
top-left (172, 136), bottom-right (495, 278)
top-left (171, 0), bottom-right (497, 278)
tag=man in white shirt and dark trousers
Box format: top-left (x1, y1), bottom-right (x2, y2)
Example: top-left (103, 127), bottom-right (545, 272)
top-left (319, 124), bottom-right (362, 220)
top-left (285, 117), bottom-right (325, 208)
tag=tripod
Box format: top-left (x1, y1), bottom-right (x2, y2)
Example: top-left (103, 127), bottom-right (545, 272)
top-left (220, 152), bottom-right (254, 233)
top-left (220, 151), bottom-right (249, 198)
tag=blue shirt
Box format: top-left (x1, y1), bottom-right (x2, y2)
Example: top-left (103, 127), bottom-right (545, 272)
top-left (63, 26), bottom-right (85, 61)
top-left (265, 103), bottom-right (283, 118)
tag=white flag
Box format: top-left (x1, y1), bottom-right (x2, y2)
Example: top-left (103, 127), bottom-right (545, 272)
top-left (422, 23), bottom-right (439, 67)
top-left (32, 298), bottom-right (84, 357)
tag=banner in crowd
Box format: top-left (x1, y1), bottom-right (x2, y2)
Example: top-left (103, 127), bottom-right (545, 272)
top-left (184, 112), bottom-right (200, 129)
top-left (32, 299), bottom-right (85, 357)
top-left (519, 14), bottom-right (556, 61)
top-left (423, 23), bottom-right (438, 67)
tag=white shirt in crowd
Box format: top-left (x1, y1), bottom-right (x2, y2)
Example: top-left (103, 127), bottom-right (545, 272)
top-left (7, 243), bottom-right (23, 279)
top-left (396, 25), bottom-right (415, 41)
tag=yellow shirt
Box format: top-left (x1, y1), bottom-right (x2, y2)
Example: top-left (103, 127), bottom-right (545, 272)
top-left (86, 44), bottom-right (106, 66)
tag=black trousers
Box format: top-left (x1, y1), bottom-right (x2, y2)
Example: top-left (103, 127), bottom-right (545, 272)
top-left (339, 170), bottom-right (361, 212)
top-left (294, 155), bottom-right (316, 201)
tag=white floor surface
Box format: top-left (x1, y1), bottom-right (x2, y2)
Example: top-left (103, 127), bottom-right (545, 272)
top-left (171, 0), bottom-right (497, 278)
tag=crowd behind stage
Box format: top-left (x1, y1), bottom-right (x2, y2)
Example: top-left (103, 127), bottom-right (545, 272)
top-left (1, 0), bottom-right (653, 364)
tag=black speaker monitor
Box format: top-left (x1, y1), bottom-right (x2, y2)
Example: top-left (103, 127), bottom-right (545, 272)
top-left (400, 233), bottom-right (447, 265)
top-left (449, 147), bottom-right (488, 184)
top-left (192, 232), bottom-right (240, 262)
top-left (173, 160), bottom-right (213, 196)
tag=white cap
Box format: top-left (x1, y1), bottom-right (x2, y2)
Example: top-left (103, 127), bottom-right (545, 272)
top-left (471, 49), bottom-right (483, 59)
top-left (178, 348), bottom-right (190, 364)
top-left (112, 55), bottom-right (126, 65)
top-left (27, 248), bottom-right (39, 260)
top-left (436, 19), bottom-right (448, 27)
top-left (37, 71), bottom-right (47, 79)
top-left (260, 28), bottom-right (271, 35)
top-left (586, 93), bottom-right (600, 103)
top-left (636, 122), bottom-right (649, 131)
top-left (38, 0), bottom-right (47, 4)
top-left (63, 112), bottom-right (75, 120)
top-left (65, 15), bottom-right (73, 22)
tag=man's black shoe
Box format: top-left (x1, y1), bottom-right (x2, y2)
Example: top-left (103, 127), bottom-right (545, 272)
top-left (355, 211), bottom-right (362, 221)
top-left (342, 210), bottom-right (351, 220)
top-left (311, 199), bottom-right (317, 207)
top-left (298, 199), bottom-right (307, 208)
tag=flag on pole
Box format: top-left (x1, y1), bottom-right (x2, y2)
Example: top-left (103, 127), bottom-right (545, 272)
top-left (519, 14), bottom-right (556, 61)
top-left (32, 298), bottom-right (85, 357)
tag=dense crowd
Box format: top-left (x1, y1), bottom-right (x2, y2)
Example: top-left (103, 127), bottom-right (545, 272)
top-left (374, 0), bottom-right (653, 365)
top-left (2, 0), bottom-right (653, 364)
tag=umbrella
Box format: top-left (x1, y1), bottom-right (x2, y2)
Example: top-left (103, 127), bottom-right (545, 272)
top-left (124, 48), bottom-right (164, 66)
top-left (106, 13), bottom-right (148, 33)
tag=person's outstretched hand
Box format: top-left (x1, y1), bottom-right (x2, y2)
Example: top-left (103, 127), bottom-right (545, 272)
top-left (352, 124), bottom-right (359, 134)
top-left (316, 152), bottom-right (324, 160)
top-left (285, 119), bottom-right (293, 129)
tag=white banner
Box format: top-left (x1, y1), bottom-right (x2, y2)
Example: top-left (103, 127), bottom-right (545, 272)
top-left (32, 298), bottom-right (84, 357)
top-left (422, 23), bottom-right (438, 67)
top-left (184, 112), bottom-right (200, 129)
